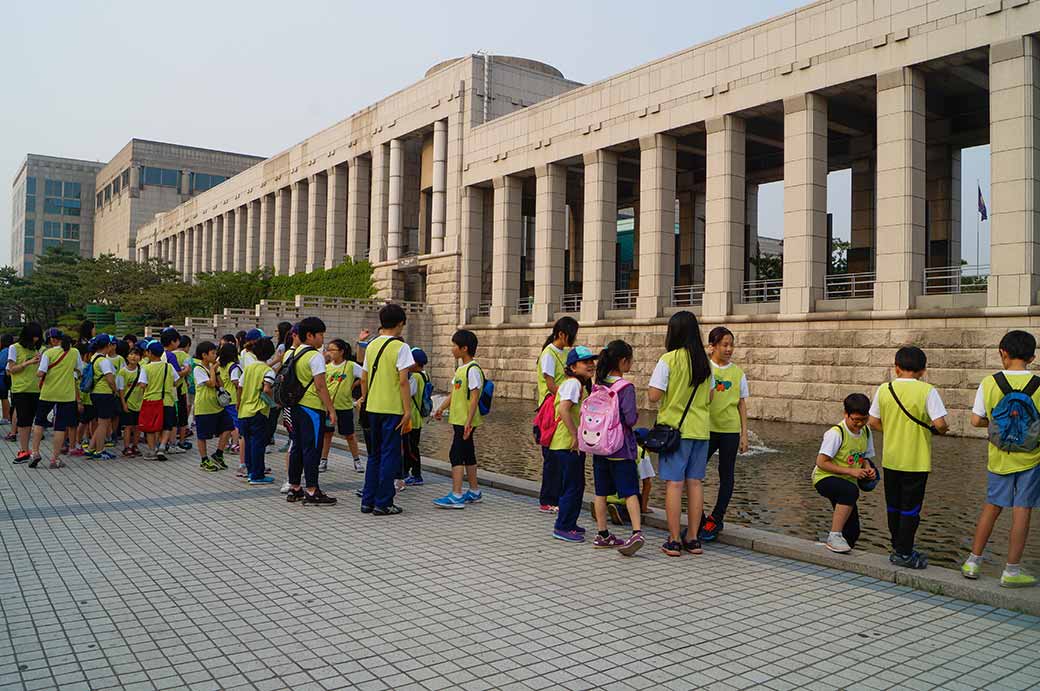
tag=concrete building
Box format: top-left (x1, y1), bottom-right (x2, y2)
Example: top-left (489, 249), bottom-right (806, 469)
top-left (10, 155), bottom-right (105, 275)
top-left (92, 139), bottom-right (263, 259)
top-left (135, 2), bottom-right (1040, 433)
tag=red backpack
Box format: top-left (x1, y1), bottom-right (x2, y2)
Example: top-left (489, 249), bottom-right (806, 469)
top-left (531, 392), bottom-right (559, 447)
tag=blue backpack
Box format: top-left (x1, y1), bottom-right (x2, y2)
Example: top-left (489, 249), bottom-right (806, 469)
top-left (417, 371), bottom-right (434, 418)
top-left (988, 372), bottom-right (1040, 453)
top-left (466, 362), bottom-right (494, 416)
top-left (79, 355), bottom-right (99, 393)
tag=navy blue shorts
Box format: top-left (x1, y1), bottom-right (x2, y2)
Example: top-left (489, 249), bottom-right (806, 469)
top-left (91, 393), bottom-right (119, 420)
top-left (196, 410), bottom-right (234, 441)
top-left (121, 409), bottom-right (139, 427)
top-left (80, 404), bottom-right (96, 423)
top-left (592, 455), bottom-right (640, 498)
top-left (336, 408), bottom-right (355, 436)
top-left (162, 405), bottom-right (176, 431)
top-left (34, 400), bottom-right (78, 432)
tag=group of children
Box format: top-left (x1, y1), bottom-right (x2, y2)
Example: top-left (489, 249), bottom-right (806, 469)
top-left (530, 312), bottom-right (1036, 588)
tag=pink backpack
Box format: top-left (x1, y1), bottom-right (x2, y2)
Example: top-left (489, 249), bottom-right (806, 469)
top-left (578, 379), bottom-right (632, 456)
top-left (532, 392), bottom-right (559, 447)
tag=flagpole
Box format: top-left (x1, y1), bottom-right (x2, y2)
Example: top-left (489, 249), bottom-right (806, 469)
top-left (976, 178), bottom-right (980, 273)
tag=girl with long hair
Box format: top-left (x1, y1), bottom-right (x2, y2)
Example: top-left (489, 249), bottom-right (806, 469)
top-left (536, 316), bottom-right (579, 513)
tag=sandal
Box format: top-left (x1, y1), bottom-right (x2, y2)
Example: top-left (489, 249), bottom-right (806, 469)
top-left (49, 459), bottom-right (66, 469)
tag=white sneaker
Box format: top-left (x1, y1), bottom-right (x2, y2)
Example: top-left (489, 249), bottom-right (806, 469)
top-left (318, 459), bottom-right (328, 473)
top-left (353, 457), bottom-right (363, 473)
top-left (167, 444), bottom-right (186, 455)
top-left (825, 533), bottom-right (852, 553)
top-left (280, 481), bottom-right (291, 494)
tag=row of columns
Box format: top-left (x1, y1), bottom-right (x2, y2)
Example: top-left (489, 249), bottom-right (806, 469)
top-left (149, 119), bottom-right (449, 279)
top-left (462, 36), bottom-right (1040, 323)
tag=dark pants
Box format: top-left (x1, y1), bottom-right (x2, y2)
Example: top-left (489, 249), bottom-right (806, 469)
top-left (815, 477), bottom-right (861, 548)
top-left (242, 415), bottom-right (268, 481)
top-left (266, 406), bottom-right (282, 444)
top-left (551, 449), bottom-right (585, 532)
top-left (288, 405), bottom-right (324, 489)
top-left (708, 431), bottom-right (740, 521)
top-left (403, 428), bottom-right (422, 479)
top-left (362, 413), bottom-right (401, 509)
top-left (884, 468), bottom-right (928, 555)
top-left (539, 446), bottom-right (562, 506)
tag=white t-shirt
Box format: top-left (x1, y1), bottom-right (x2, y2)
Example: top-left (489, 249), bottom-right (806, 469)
top-left (409, 376), bottom-right (418, 396)
top-left (557, 377), bottom-right (582, 405)
top-left (116, 366), bottom-right (147, 391)
top-left (37, 350), bottom-right (84, 374)
top-left (818, 423), bottom-right (875, 459)
top-left (971, 371), bottom-right (1034, 417)
top-left (194, 365), bottom-right (211, 386)
top-left (305, 350), bottom-right (326, 376)
top-left (5, 345), bottom-right (17, 370)
top-left (229, 364), bottom-right (243, 386)
top-left (869, 380), bottom-right (947, 421)
top-left (241, 350), bottom-right (258, 367)
top-left (361, 339), bottom-right (416, 373)
top-left (649, 358), bottom-right (715, 393)
top-left (711, 361), bottom-right (750, 398)
top-left (541, 345), bottom-right (565, 378)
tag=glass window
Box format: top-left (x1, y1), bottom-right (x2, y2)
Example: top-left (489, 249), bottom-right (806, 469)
top-left (161, 169), bottom-right (179, 187)
top-left (23, 261), bottom-right (33, 276)
top-left (112, 176), bottom-right (121, 194)
top-left (63, 181), bottom-right (81, 199)
top-left (24, 220), bottom-right (34, 237)
top-left (143, 167), bottom-right (162, 185)
top-left (96, 192), bottom-right (103, 208)
top-left (26, 196), bottom-right (35, 212)
top-left (63, 223), bottom-right (80, 240)
top-left (42, 239), bottom-right (61, 250)
top-left (63, 201), bottom-right (81, 217)
top-left (121, 169), bottom-right (130, 187)
top-left (44, 198), bottom-right (62, 214)
top-left (26, 177), bottom-right (36, 195)
top-left (43, 221), bottom-right (61, 238)
top-left (45, 179), bottom-right (62, 196)
top-left (104, 186), bottom-right (111, 202)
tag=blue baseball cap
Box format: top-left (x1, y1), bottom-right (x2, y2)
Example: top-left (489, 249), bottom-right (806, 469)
top-left (92, 334), bottom-right (113, 349)
top-left (146, 341), bottom-right (164, 357)
top-left (411, 348), bottom-right (428, 366)
top-left (245, 328), bottom-right (265, 342)
top-left (44, 327), bottom-right (63, 341)
top-left (566, 345), bottom-right (598, 367)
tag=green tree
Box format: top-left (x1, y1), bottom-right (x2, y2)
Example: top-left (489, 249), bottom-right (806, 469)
top-left (830, 239), bottom-right (850, 275)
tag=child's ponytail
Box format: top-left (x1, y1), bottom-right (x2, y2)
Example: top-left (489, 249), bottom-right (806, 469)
top-left (596, 340), bottom-right (633, 385)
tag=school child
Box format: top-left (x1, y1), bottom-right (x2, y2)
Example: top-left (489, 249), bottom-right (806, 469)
top-left (118, 346), bottom-right (146, 457)
top-left (589, 340), bottom-right (644, 556)
top-left (403, 348), bottom-right (430, 486)
top-left (320, 339), bottom-right (364, 474)
top-left (537, 345), bottom-right (596, 541)
top-left (82, 335), bottom-right (119, 461)
top-left (649, 310), bottom-right (714, 557)
top-left (238, 338), bottom-right (276, 484)
top-left (217, 343), bottom-right (244, 471)
top-left (868, 346), bottom-right (949, 569)
top-left (813, 393), bottom-right (877, 554)
top-left (701, 326), bottom-right (750, 542)
top-left (359, 306), bottom-right (414, 514)
top-left (193, 341), bottom-right (234, 472)
top-left (965, 330), bottom-right (1040, 588)
top-left (536, 317), bottom-right (578, 513)
top-left (74, 347), bottom-right (96, 457)
top-left (140, 340), bottom-right (179, 461)
top-left (637, 445), bottom-right (656, 514)
top-left (287, 317), bottom-right (339, 505)
top-left (173, 333), bottom-right (194, 452)
top-left (29, 328), bottom-right (80, 468)
top-left (0, 333), bottom-right (14, 426)
top-left (239, 328), bottom-right (265, 367)
top-left (8, 322), bottom-right (43, 462)
top-left (109, 338), bottom-right (129, 447)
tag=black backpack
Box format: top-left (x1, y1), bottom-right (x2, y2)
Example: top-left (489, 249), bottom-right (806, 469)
top-left (272, 346), bottom-right (316, 407)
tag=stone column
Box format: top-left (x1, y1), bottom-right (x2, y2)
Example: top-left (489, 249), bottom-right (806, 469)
top-left (580, 149), bottom-right (618, 323)
top-left (780, 93), bottom-right (829, 314)
top-left (245, 199), bottom-right (261, 271)
top-left (347, 157), bottom-right (371, 261)
top-left (289, 179), bottom-right (308, 274)
top-left (926, 144), bottom-right (961, 268)
top-left (201, 219), bottom-right (212, 274)
top-left (273, 188), bottom-right (291, 274)
top-left (259, 194), bottom-right (275, 270)
top-left (212, 213), bottom-right (226, 273)
top-left (231, 206), bottom-right (245, 271)
top-left (490, 176), bottom-right (522, 324)
top-left (637, 134), bottom-right (677, 318)
top-left (431, 120), bottom-right (448, 253)
top-left (532, 164), bottom-right (566, 323)
top-left (175, 231), bottom-right (185, 275)
top-left (369, 144), bottom-right (389, 262)
top-left (185, 228), bottom-right (194, 283)
top-left (693, 191), bottom-right (706, 284)
top-left (460, 186), bottom-right (484, 323)
top-left (325, 164), bottom-right (347, 268)
top-left (179, 170), bottom-right (190, 196)
top-left (989, 37), bottom-right (1040, 306)
top-left (388, 139), bottom-right (404, 261)
top-left (306, 173), bottom-right (327, 272)
top-left (703, 115), bottom-right (746, 316)
top-left (848, 158), bottom-right (876, 273)
top-left (873, 67), bottom-right (926, 311)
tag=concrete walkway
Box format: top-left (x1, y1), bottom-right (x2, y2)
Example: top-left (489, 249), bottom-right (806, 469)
top-left (1, 435), bottom-right (1039, 691)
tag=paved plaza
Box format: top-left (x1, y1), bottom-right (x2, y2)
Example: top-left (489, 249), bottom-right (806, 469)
top-left (1, 437), bottom-right (1040, 691)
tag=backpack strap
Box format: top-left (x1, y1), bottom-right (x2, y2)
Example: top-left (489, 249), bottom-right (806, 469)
top-left (833, 424), bottom-right (844, 450)
top-left (362, 337), bottom-right (401, 413)
top-left (1024, 375), bottom-right (1040, 398)
top-left (887, 382), bottom-right (935, 433)
top-left (465, 362), bottom-right (485, 399)
top-left (994, 371), bottom-right (1014, 396)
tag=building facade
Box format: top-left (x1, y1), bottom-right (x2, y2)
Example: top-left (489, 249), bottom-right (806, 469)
top-left (10, 155), bottom-right (105, 275)
top-left (135, 2), bottom-right (1040, 433)
top-left (92, 139), bottom-right (264, 259)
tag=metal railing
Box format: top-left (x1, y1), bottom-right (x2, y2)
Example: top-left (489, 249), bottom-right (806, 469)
top-left (824, 272), bottom-right (875, 299)
top-left (612, 289), bottom-right (638, 310)
top-left (561, 293), bottom-right (582, 313)
top-left (671, 284), bottom-right (704, 307)
top-left (924, 264), bottom-right (989, 295)
top-left (476, 301), bottom-right (491, 317)
top-left (516, 296), bottom-right (533, 315)
top-left (742, 278), bottom-right (782, 303)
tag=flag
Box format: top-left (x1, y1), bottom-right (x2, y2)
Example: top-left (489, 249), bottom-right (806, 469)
top-left (978, 184), bottom-right (988, 221)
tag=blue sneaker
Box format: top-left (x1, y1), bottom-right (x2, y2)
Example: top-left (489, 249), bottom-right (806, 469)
top-left (248, 477), bottom-right (275, 485)
top-left (98, 450), bottom-right (116, 460)
top-left (463, 490), bottom-right (483, 504)
top-left (552, 529), bottom-right (585, 543)
top-left (433, 493), bottom-right (466, 509)
top-left (404, 476), bottom-right (424, 486)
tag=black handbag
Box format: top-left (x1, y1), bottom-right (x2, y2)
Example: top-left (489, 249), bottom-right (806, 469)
top-left (641, 378), bottom-right (699, 455)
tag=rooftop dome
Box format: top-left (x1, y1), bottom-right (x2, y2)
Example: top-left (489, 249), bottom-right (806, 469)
top-left (425, 55), bottom-right (565, 79)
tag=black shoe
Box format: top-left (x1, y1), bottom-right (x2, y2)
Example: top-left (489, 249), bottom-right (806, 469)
top-left (302, 490), bottom-right (337, 506)
top-left (360, 505), bottom-right (374, 514)
top-left (286, 488), bottom-right (306, 503)
top-left (890, 550), bottom-right (928, 569)
top-left (372, 505), bottom-right (403, 516)
top-left (28, 454), bottom-right (41, 469)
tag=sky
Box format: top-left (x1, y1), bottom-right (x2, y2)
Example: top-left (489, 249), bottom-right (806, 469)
top-left (1, 0), bottom-right (990, 269)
